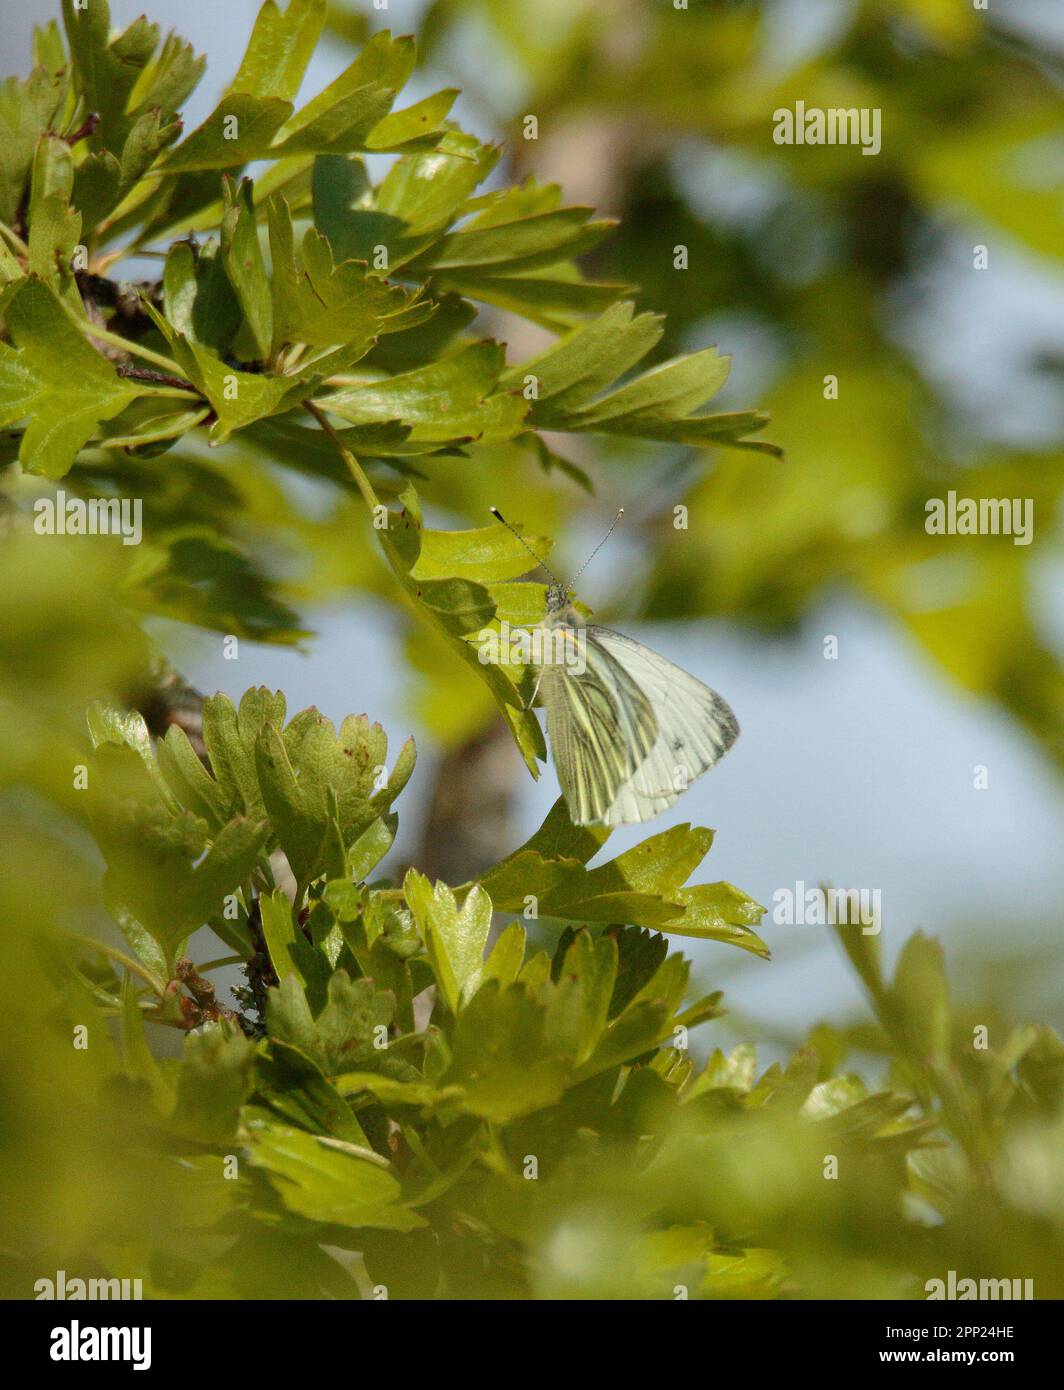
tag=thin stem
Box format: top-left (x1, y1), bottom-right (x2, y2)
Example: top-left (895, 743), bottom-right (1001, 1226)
top-left (61, 930), bottom-right (167, 996)
top-left (0, 219), bottom-right (28, 257)
top-left (302, 397), bottom-right (381, 513)
top-left (196, 954), bottom-right (246, 973)
top-left (67, 310), bottom-right (186, 377)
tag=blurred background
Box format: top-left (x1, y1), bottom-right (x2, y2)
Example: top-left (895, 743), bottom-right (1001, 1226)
top-left (2, 0), bottom-right (1063, 1055)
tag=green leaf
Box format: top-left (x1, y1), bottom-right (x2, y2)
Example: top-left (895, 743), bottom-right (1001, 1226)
top-left (0, 278), bottom-right (146, 478)
top-left (270, 31), bottom-right (416, 156)
top-left (160, 93), bottom-right (294, 173)
top-left (171, 1022), bottom-right (255, 1143)
top-left (0, 62), bottom-right (68, 223)
top-left (408, 206), bottom-right (613, 275)
top-left (228, 0), bottom-right (326, 104)
top-left (89, 742), bottom-right (270, 951)
top-left (476, 799), bottom-right (767, 951)
top-left (505, 301), bottom-right (778, 455)
top-left (364, 89), bottom-right (459, 152)
top-left (660, 882), bottom-right (770, 958)
top-left (410, 522), bottom-right (552, 584)
top-left (61, 0), bottom-right (161, 152)
top-left (375, 129), bottom-right (500, 235)
top-left (201, 687), bottom-right (287, 822)
top-left (256, 710), bottom-right (404, 888)
top-left (565, 347), bottom-right (730, 428)
top-left (267, 967), bottom-right (395, 1075)
top-left (890, 932), bottom-right (951, 1067)
top-left (27, 136), bottom-right (80, 301)
top-left (260, 889), bottom-right (305, 987)
top-left (155, 0), bottom-right (328, 172)
top-left (500, 301), bottom-right (663, 411)
top-left (74, 108), bottom-right (182, 230)
top-left (258, 1039), bottom-right (370, 1143)
top-left (245, 1118), bottom-right (425, 1230)
top-left (162, 237), bottom-right (242, 352)
top-left (345, 814), bottom-right (397, 881)
top-left (320, 340), bottom-right (527, 445)
top-left (442, 980), bottom-right (571, 1121)
top-left (120, 976), bottom-right (175, 1111)
top-left (404, 870), bottom-right (492, 1012)
top-left (145, 293), bottom-right (308, 438)
top-left (267, 197), bottom-right (430, 367)
top-left (221, 177), bottom-right (273, 362)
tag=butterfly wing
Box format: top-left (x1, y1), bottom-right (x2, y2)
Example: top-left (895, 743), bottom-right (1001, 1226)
top-left (580, 626), bottom-right (739, 826)
top-left (538, 629), bottom-right (658, 826)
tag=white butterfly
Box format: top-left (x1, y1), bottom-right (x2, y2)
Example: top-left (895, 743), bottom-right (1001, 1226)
top-left (491, 509), bottom-right (739, 827)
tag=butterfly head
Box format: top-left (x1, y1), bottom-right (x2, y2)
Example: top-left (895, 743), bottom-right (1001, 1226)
top-left (544, 583), bottom-right (583, 630)
top-left (545, 583), bottom-right (570, 613)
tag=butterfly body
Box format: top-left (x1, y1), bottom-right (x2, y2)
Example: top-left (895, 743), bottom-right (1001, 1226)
top-left (534, 588), bottom-right (739, 827)
top-left (488, 506), bottom-right (739, 827)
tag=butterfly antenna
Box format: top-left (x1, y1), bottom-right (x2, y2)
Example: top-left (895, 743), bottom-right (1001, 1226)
top-left (566, 508), bottom-right (624, 590)
top-left (490, 507), bottom-right (562, 585)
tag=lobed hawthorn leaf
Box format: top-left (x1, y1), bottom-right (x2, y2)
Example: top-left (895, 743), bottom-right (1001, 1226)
top-left (197, 686), bottom-right (288, 824)
top-left (270, 30), bottom-right (415, 154)
top-left (368, 484), bottom-right (546, 774)
top-left (26, 136), bottom-right (80, 303)
top-left (155, 0), bottom-right (324, 172)
top-left (266, 193), bottom-right (432, 368)
top-left (364, 88), bottom-right (460, 152)
top-left (74, 119), bottom-right (172, 234)
top-left (61, 0), bottom-right (164, 153)
top-left (258, 1039), bottom-right (372, 1145)
top-left (506, 301), bottom-right (780, 455)
top-left (405, 205), bottom-right (615, 276)
top-left (267, 966), bottom-right (397, 1076)
top-left (545, 929), bottom-right (618, 1066)
top-left (88, 740), bottom-right (270, 953)
top-left (221, 176), bottom-right (273, 362)
top-left (244, 1116), bottom-right (425, 1231)
top-left (170, 1021), bottom-right (255, 1144)
top-left (228, 0), bottom-right (326, 105)
top-left (320, 340), bottom-right (527, 445)
top-left (271, 81), bottom-right (397, 158)
top-left (144, 298), bottom-right (306, 441)
top-left (162, 237), bottom-right (243, 352)
top-left (440, 980), bottom-right (572, 1121)
top-left (254, 706), bottom-right (415, 888)
top-left (566, 346), bottom-right (731, 428)
top-left (344, 812), bottom-right (397, 882)
top-left (476, 798), bottom-right (769, 955)
top-left (87, 700), bottom-right (176, 805)
top-left (260, 889), bottom-right (306, 989)
top-left (375, 129), bottom-right (501, 236)
top-left (0, 277), bottom-right (147, 478)
top-left (404, 870), bottom-right (492, 1013)
top-left (0, 60), bottom-right (68, 223)
top-left (159, 92), bottom-right (294, 174)
top-left (131, 28), bottom-right (206, 123)
top-left (409, 522), bottom-right (553, 585)
top-left (434, 269), bottom-right (631, 332)
top-left (499, 301), bottom-right (663, 411)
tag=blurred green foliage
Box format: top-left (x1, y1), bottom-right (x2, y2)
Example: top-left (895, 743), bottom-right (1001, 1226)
top-left (0, 0), bottom-right (1062, 1300)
